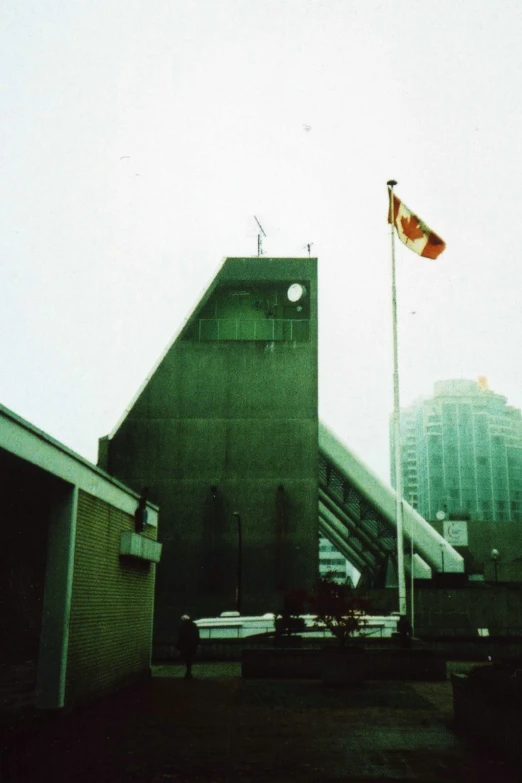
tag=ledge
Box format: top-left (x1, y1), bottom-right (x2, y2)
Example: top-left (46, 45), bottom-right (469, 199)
top-left (120, 531), bottom-right (162, 563)
top-left (241, 646), bottom-right (446, 681)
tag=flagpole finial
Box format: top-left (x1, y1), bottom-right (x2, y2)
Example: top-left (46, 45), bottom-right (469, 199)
top-left (387, 179), bottom-right (398, 188)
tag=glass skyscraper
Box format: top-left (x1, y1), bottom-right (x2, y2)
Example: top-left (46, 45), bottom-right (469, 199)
top-left (391, 379), bottom-right (522, 523)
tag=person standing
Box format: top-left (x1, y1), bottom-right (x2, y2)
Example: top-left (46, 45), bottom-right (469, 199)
top-left (176, 614), bottom-right (200, 678)
top-left (397, 614), bottom-right (412, 648)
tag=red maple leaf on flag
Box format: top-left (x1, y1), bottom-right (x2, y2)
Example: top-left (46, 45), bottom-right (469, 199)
top-left (400, 214), bottom-right (425, 242)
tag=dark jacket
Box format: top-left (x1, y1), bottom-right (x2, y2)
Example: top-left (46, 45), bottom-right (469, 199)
top-left (177, 618), bottom-right (200, 654)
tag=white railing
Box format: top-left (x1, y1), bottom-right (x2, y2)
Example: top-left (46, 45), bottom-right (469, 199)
top-left (195, 613), bottom-right (399, 640)
top-left (196, 318), bottom-right (309, 342)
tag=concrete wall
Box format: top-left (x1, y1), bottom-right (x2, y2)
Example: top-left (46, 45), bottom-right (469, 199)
top-left (429, 519), bottom-right (522, 580)
top-left (368, 585), bottom-right (522, 636)
top-left (65, 491), bottom-right (157, 705)
top-left (104, 258), bottom-right (319, 647)
top-left (413, 586), bottom-right (522, 635)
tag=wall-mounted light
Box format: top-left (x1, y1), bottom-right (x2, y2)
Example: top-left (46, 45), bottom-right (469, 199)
top-left (287, 283), bottom-right (307, 303)
top-left (234, 512), bottom-right (242, 614)
top-left (491, 548), bottom-right (500, 583)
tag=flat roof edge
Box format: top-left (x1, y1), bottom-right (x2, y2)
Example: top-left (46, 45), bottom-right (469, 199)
top-left (0, 404), bottom-right (158, 512)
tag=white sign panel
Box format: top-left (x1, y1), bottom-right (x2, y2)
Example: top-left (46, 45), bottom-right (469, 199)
top-left (443, 520), bottom-right (468, 546)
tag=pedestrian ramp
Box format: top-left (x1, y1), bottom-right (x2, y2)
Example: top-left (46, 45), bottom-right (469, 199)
top-left (319, 422), bottom-right (465, 585)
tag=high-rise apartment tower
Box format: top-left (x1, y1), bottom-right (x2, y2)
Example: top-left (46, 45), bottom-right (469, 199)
top-left (391, 379), bottom-right (522, 523)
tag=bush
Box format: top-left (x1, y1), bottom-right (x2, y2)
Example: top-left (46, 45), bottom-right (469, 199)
top-left (311, 572), bottom-right (374, 648)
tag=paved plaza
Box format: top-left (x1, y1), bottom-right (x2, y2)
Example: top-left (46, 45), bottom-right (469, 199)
top-left (2, 662), bottom-right (519, 782)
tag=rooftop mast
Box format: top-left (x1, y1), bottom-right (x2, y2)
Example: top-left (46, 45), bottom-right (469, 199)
top-left (254, 216), bottom-right (266, 257)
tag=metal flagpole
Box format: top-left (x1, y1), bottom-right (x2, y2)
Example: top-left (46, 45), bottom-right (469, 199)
top-left (410, 513), bottom-right (415, 635)
top-left (387, 179), bottom-right (407, 617)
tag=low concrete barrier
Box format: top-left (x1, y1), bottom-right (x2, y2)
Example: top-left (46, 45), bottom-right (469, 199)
top-left (420, 636), bottom-right (522, 662)
top-left (242, 646), bottom-right (446, 681)
top-left (365, 648), bottom-right (446, 680)
top-left (452, 669), bottom-right (522, 768)
top-left (242, 649), bottom-right (320, 679)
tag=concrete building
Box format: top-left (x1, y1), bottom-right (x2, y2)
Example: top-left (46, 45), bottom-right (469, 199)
top-left (318, 536), bottom-right (360, 585)
top-left (0, 405), bottom-right (160, 710)
top-left (319, 422), bottom-right (463, 585)
top-left (100, 257), bottom-right (319, 650)
top-left (101, 257), bottom-right (465, 653)
top-left (391, 379), bottom-right (522, 523)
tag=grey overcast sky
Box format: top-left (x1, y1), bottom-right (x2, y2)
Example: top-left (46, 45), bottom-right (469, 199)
top-left (1, 0), bottom-right (522, 482)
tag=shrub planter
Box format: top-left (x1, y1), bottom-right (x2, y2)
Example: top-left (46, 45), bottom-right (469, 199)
top-left (273, 635), bottom-right (303, 648)
top-left (320, 646), bottom-right (366, 687)
top-left (365, 648), bottom-right (446, 681)
top-left (241, 645), bottom-right (445, 682)
top-left (242, 648), bottom-right (320, 679)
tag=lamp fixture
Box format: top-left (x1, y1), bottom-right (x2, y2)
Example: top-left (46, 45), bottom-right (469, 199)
top-left (287, 283), bottom-right (307, 303)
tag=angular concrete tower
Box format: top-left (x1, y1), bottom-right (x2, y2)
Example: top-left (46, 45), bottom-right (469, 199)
top-left (100, 257), bottom-right (318, 650)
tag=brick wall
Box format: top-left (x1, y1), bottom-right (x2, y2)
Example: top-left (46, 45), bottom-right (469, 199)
top-left (66, 491), bottom-right (156, 705)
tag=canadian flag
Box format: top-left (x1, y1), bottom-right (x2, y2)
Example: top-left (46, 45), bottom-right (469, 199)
top-left (388, 191), bottom-right (446, 260)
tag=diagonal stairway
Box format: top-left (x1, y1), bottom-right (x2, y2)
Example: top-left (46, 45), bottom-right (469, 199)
top-left (319, 422), bottom-right (465, 585)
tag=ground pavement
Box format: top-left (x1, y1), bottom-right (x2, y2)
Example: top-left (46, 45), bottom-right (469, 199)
top-left (2, 661), bottom-right (519, 782)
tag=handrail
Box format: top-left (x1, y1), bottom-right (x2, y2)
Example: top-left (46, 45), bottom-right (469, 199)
top-left (195, 318), bottom-right (309, 341)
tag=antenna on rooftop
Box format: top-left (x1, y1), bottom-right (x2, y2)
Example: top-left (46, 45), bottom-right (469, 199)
top-left (303, 242), bottom-right (314, 258)
top-left (254, 216), bottom-right (266, 257)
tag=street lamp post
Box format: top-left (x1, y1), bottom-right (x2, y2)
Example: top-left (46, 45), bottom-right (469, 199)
top-left (234, 512), bottom-right (242, 614)
top-left (491, 548), bottom-right (500, 583)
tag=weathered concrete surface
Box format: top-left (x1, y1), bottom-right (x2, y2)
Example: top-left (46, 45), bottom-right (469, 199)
top-left (3, 662), bottom-right (519, 782)
top-left (103, 258), bottom-right (319, 645)
top-left (368, 585), bottom-right (522, 638)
